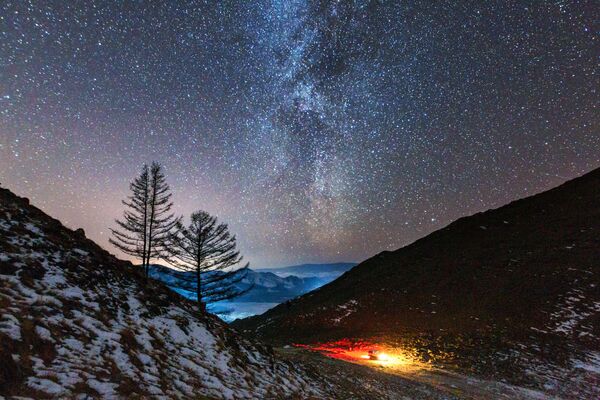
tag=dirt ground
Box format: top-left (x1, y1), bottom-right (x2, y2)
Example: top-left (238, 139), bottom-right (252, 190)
top-left (277, 347), bottom-right (549, 400)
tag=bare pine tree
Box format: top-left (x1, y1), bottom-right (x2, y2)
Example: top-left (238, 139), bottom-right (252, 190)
top-left (165, 211), bottom-right (250, 312)
top-left (110, 162), bottom-right (179, 277)
top-left (146, 162), bottom-right (179, 275)
top-left (109, 164), bottom-right (150, 273)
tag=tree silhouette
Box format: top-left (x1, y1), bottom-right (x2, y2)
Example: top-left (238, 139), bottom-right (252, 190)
top-left (110, 162), bottom-right (179, 277)
top-left (165, 211), bottom-right (250, 312)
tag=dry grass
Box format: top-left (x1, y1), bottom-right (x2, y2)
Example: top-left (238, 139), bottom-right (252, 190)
top-left (0, 335), bottom-right (22, 394)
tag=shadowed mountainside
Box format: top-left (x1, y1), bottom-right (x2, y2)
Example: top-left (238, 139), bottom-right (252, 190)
top-left (234, 167), bottom-right (600, 397)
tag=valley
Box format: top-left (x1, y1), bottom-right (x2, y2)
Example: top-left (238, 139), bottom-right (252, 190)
top-left (278, 346), bottom-right (549, 400)
top-left (0, 185), bottom-right (455, 399)
top-left (2, 1), bottom-right (597, 398)
top-left (149, 262), bottom-right (356, 321)
top-left (2, 167), bottom-right (599, 398)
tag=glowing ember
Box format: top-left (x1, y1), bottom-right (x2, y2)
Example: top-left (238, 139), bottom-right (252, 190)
top-left (293, 339), bottom-right (421, 371)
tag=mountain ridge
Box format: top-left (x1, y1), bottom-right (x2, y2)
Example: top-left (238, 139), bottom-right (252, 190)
top-left (149, 264), bottom-right (343, 303)
top-left (255, 262), bottom-right (357, 278)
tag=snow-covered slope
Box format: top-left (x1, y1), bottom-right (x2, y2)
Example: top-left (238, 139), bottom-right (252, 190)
top-left (0, 188), bottom-right (326, 399)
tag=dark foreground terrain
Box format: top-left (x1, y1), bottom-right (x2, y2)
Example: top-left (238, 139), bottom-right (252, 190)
top-left (235, 167), bottom-right (600, 398)
top-left (278, 347), bottom-right (549, 400)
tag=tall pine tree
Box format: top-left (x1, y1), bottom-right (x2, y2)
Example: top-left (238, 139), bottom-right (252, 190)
top-left (145, 162), bottom-right (179, 275)
top-left (110, 162), bottom-right (179, 276)
top-left (165, 211), bottom-right (250, 312)
top-left (110, 164), bottom-right (150, 272)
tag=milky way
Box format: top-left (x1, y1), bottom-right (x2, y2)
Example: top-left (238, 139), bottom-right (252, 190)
top-left (1, 1), bottom-right (598, 267)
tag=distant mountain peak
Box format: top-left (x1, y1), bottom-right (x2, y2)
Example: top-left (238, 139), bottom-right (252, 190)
top-left (148, 263), bottom-right (355, 321)
top-left (255, 262), bottom-right (357, 278)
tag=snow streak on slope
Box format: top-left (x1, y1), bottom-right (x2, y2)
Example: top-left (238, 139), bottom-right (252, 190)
top-left (0, 189), bottom-right (325, 399)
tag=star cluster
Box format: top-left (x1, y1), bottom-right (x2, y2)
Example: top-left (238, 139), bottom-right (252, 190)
top-left (1, 1), bottom-right (598, 267)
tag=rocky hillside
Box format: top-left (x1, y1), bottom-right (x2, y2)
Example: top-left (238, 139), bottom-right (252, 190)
top-left (234, 167), bottom-right (600, 398)
top-left (0, 187), bottom-right (330, 399)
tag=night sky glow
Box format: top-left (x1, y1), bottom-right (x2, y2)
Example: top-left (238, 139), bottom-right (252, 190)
top-left (1, 1), bottom-right (598, 267)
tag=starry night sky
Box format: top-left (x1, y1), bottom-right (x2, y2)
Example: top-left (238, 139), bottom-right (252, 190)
top-left (1, 1), bottom-right (598, 267)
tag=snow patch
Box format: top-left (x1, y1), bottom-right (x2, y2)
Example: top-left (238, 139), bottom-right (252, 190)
top-left (574, 352), bottom-right (600, 374)
top-left (35, 325), bottom-right (53, 342)
top-left (0, 313), bottom-right (21, 340)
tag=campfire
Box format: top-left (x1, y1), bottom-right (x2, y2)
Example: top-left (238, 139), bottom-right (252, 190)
top-left (293, 339), bottom-right (418, 370)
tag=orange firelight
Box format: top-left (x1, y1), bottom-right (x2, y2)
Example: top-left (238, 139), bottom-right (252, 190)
top-left (293, 339), bottom-right (419, 371)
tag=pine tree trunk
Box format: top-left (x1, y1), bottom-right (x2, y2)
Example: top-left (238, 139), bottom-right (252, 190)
top-left (196, 266), bottom-right (205, 312)
top-left (146, 176), bottom-right (158, 278)
top-left (142, 175), bottom-right (148, 279)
